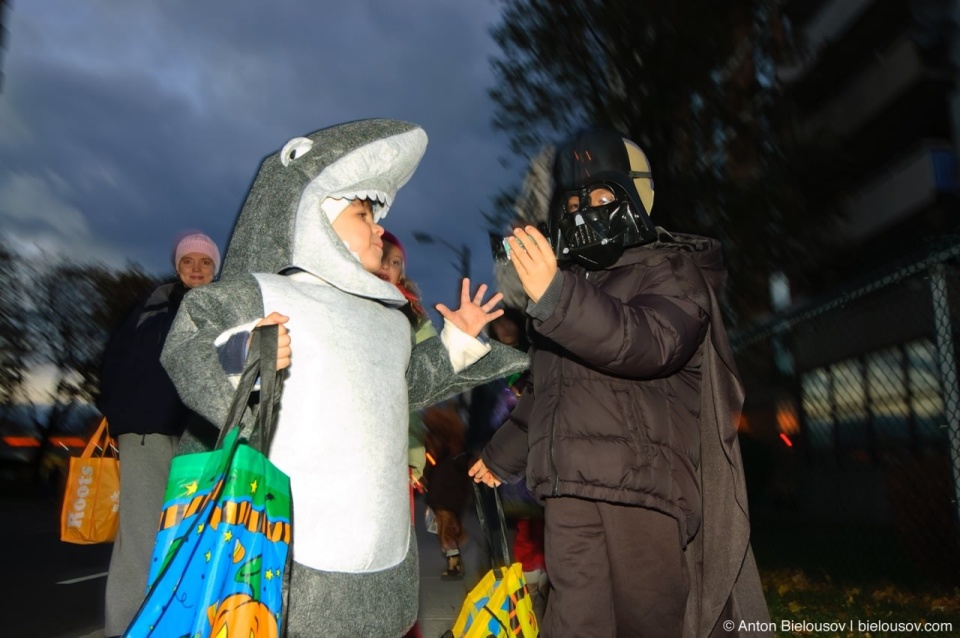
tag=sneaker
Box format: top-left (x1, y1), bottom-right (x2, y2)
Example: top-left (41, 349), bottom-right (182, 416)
top-left (441, 554), bottom-right (464, 581)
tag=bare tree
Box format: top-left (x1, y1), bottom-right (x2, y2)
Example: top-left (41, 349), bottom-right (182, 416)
top-left (0, 240), bottom-right (33, 409)
top-left (487, 0), bottom-right (834, 319)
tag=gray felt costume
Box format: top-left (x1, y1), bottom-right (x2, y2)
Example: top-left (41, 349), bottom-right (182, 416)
top-left (161, 119), bottom-right (527, 637)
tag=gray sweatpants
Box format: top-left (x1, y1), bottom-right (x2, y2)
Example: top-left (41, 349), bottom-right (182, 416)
top-left (104, 433), bottom-right (179, 636)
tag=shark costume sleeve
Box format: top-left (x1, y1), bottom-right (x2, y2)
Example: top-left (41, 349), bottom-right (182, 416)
top-left (161, 119), bottom-right (527, 637)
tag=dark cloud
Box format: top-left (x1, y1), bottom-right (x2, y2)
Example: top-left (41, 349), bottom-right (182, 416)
top-left (0, 0), bottom-right (521, 311)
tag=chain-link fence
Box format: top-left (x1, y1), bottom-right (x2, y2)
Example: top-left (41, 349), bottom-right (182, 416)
top-left (731, 239), bottom-right (960, 585)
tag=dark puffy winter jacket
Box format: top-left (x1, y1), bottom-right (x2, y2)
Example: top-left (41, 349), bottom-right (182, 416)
top-left (482, 234), bottom-right (732, 544)
top-left (98, 281), bottom-right (212, 437)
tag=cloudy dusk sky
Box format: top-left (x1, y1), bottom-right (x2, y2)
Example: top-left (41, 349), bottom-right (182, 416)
top-left (0, 0), bottom-right (523, 318)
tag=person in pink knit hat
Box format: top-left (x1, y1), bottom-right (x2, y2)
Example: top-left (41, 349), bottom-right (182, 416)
top-left (173, 232), bottom-right (221, 288)
top-left (97, 231), bottom-right (221, 637)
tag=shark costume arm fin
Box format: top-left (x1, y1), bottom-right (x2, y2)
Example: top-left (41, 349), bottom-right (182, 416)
top-left (161, 276), bottom-right (265, 452)
top-left (407, 339), bottom-right (529, 410)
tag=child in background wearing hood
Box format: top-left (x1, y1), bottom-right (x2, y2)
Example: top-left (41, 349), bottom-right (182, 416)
top-left (377, 230), bottom-right (434, 488)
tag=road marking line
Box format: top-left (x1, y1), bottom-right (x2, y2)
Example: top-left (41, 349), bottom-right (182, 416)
top-left (57, 571), bottom-right (108, 585)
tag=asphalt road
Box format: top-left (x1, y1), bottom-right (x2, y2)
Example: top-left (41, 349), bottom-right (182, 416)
top-left (1, 495), bottom-right (113, 638)
top-left (1, 488), bottom-right (507, 638)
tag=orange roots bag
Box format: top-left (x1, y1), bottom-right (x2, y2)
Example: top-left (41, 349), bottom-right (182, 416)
top-left (60, 418), bottom-right (120, 544)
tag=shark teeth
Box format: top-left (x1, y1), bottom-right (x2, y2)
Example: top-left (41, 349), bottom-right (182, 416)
top-left (330, 190), bottom-right (390, 205)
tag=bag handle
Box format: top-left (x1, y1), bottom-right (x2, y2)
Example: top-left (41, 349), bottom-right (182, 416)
top-left (127, 325), bottom-right (284, 634)
top-left (253, 324), bottom-right (283, 452)
top-left (214, 324), bottom-right (282, 452)
top-left (473, 482), bottom-right (512, 568)
top-left (80, 418), bottom-right (116, 459)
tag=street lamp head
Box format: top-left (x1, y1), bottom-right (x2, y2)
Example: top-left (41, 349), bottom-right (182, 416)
top-left (411, 231), bottom-right (435, 244)
top-left (410, 230), bottom-right (470, 281)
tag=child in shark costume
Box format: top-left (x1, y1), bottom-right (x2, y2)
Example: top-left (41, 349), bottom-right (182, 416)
top-left (160, 119), bottom-right (528, 637)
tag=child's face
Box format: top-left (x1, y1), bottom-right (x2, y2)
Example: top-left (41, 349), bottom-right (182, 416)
top-left (490, 315), bottom-right (520, 346)
top-left (332, 199), bottom-right (385, 273)
top-left (377, 242), bottom-right (404, 284)
top-left (564, 185), bottom-right (616, 213)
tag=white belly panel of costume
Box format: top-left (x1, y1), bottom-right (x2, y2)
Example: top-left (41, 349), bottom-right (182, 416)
top-left (256, 274), bottom-right (411, 573)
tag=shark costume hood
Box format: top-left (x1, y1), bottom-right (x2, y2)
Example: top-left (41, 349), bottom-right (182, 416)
top-left (220, 118), bottom-right (427, 304)
top-left (162, 118), bottom-right (531, 636)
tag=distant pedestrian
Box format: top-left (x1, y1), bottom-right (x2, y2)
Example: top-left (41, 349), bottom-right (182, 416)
top-left (422, 404), bottom-right (471, 579)
top-left (98, 232), bottom-right (220, 638)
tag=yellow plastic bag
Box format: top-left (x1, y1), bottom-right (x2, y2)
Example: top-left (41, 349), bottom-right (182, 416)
top-left (452, 561), bottom-right (538, 637)
top-left (60, 418), bottom-right (120, 544)
top-left (452, 484), bottom-right (538, 637)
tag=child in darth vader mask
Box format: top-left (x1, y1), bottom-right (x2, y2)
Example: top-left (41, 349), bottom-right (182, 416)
top-left (471, 128), bottom-right (770, 637)
top-left (548, 127), bottom-right (659, 269)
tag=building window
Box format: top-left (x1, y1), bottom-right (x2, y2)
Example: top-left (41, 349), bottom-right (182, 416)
top-left (800, 339), bottom-right (947, 463)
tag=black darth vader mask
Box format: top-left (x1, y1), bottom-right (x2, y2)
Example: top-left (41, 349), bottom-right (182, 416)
top-left (556, 182), bottom-right (636, 268)
top-left (550, 129), bottom-right (657, 269)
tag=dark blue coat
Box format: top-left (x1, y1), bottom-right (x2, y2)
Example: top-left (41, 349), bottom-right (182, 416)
top-left (98, 281), bottom-right (212, 437)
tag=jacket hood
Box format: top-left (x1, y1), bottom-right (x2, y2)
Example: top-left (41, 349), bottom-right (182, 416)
top-left (220, 118), bottom-right (428, 303)
top-left (603, 231), bottom-right (729, 301)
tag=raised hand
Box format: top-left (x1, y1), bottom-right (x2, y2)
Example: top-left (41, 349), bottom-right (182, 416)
top-left (505, 224), bottom-right (558, 303)
top-left (436, 278), bottom-right (504, 338)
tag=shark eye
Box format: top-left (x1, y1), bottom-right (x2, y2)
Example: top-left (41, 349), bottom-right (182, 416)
top-left (280, 137), bottom-right (314, 167)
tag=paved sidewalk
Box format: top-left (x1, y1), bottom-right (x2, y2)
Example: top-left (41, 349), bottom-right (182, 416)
top-left (67, 494), bottom-right (493, 638)
top-left (412, 493), bottom-right (494, 638)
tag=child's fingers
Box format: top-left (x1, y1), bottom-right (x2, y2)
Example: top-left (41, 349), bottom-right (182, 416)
top-left (486, 308), bottom-right (504, 322)
top-left (275, 322), bottom-right (292, 370)
top-left (276, 344), bottom-right (291, 370)
top-left (506, 236), bottom-right (532, 272)
top-left (469, 459), bottom-right (502, 486)
top-left (472, 283), bottom-right (488, 305)
top-left (522, 225), bottom-right (551, 258)
top-left (482, 292), bottom-right (504, 311)
top-left (480, 472), bottom-right (501, 488)
top-left (435, 303), bottom-right (454, 321)
top-left (516, 226), bottom-right (554, 264)
top-left (257, 311), bottom-right (289, 326)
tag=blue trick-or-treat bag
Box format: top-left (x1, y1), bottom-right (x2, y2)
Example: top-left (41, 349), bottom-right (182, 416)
top-left (125, 326), bottom-right (290, 638)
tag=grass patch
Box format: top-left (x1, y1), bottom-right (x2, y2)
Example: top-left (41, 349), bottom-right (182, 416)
top-left (762, 568), bottom-right (960, 635)
top-left (752, 515), bottom-right (960, 633)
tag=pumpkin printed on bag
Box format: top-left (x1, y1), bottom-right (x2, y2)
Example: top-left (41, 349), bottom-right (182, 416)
top-left (208, 593), bottom-right (278, 638)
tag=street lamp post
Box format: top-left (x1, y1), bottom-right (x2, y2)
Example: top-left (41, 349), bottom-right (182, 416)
top-left (411, 231), bottom-right (471, 282)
